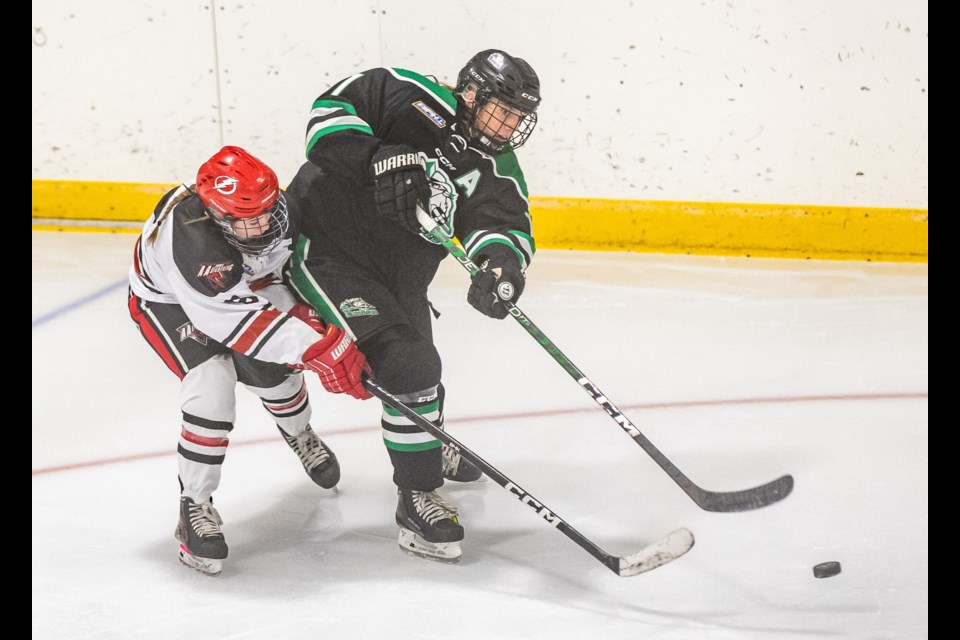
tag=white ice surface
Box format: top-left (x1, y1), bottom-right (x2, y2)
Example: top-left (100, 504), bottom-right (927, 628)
top-left (32, 231), bottom-right (928, 639)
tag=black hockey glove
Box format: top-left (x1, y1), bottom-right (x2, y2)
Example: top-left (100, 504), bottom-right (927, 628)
top-left (467, 253), bottom-right (526, 319)
top-left (371, 144), bottom-right (431, 234)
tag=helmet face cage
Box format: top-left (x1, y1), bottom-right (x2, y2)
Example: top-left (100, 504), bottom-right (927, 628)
top-left (462, 99), bottom-right (538, 155)
top-left (455, 50), bottom-right (541, 155)
top-left (207, 192), bottom-right (289, 256)
top-left (195, 146), bottom-right (290, 256)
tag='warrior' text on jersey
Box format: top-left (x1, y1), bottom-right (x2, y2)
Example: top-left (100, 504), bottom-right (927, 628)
top-left (289, 67), bottom-right (536, 287)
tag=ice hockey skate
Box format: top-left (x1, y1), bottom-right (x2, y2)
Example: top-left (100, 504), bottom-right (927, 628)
top-left (441, 443), bottom-right (484, 483)
top-left (396, 489), bottom-right (464, 563)
top-left (278, 424), bottom-right (341, 489)
top-left (175, 496), bottom-right (228, 576)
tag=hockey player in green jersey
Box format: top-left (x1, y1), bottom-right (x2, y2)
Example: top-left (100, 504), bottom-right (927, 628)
top-left (285, 49), bottom-right (541, 563)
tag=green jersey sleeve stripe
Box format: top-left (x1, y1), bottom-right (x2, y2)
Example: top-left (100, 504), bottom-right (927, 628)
top-left (311, 99), bottom-right (358, 115)
top-left (509, 230), bottom-right (536, 260)
top-left (305, 121), bottom-right (374, 155)
top-left (331, 73), bottom-right (365, 96)
top-left (387, 68), bottom-right (457, 114)
top-left (307, 116), bottom-right (372, 139)
top-left (466, 236), bottom-right (527, 270)
top-left (492, 151), bottom-right (529, 198)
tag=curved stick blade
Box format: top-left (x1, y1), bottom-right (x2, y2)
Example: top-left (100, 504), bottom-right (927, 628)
top-left (692, 474), bottom-right (794, 512)
top-left (618, 528), bottom-right (695, 577)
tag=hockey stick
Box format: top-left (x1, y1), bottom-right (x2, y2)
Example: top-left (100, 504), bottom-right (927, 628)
top-left (286, 268), bottom-right (694, 575)
top-left (363, 376), bottom-right (695, 577)
top-left (415, 207), bottom-right (793, 512)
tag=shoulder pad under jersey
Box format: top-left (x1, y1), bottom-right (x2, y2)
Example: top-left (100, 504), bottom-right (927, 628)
top-left (171, 197), bottom-right (244, 296)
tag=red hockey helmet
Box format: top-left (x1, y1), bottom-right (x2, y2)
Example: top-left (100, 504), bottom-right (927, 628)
top-left (196, 146), bottom-right (290, 255)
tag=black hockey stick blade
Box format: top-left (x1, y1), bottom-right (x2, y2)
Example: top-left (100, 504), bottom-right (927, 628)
top-left (414, 207), bottom-right (794, 514)
top-left (363, 376), bottom-right (695, 577)
top-left (630, 425), bottom-right (795, 511)
top-left (688, 474), bottom-right (794, 512)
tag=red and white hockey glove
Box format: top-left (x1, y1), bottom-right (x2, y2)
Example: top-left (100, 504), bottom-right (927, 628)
top-left (297, 323), bottom-right (372, 400)
top-left (289, 302), bottom-right (326, 333)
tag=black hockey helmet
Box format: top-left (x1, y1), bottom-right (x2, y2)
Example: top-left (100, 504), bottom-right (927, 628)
top-left (454, 49), bottom-right (541, 154)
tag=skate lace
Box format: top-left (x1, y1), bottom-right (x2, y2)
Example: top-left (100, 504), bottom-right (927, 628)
top-left (288, 429), bottom-right (330, 471)
top-left (189, 501), bottom-right (223, 538)
top-left (413, 490), bottom-right (459, 524)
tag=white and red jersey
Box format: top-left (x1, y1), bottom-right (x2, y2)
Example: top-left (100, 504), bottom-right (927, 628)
top-left (128, 184), bottom-right (320, 366)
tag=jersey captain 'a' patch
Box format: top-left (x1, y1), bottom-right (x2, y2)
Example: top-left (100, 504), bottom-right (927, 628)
top-left (412, 100), bottom-right (447, 128)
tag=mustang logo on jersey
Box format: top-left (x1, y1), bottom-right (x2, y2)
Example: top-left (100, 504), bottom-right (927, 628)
top-left (412, 100), bottom-right (447, 128)
top-left (421, 158), bottom-right (457, 244)
top-left (197, 261), bottom-right (234, 289)
top-left (339, 297), bottom-right (379, 318)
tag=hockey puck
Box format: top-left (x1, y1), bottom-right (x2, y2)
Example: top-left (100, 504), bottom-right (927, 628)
top-left (813, 561), bottom-right (842, 578)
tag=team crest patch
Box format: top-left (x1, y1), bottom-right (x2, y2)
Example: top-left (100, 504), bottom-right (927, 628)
top-left (177, 322), bottom-right (209, 345)
top-left (486, 52), bottom-right (505, 70)
top-left (197, 261), bottom-right (234, 290)
top-left (412, 100), bottom-right (447, 128)
top-left (339, 297), bottom-right (379, 318)
top-left (419, 158), bottom-right (457, 244)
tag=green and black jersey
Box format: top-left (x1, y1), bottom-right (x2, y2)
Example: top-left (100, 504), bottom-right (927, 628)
top-left (291, 67), bottom-right (535, 287)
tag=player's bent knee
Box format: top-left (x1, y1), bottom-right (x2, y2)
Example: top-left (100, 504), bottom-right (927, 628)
top-left (182, 355), bottom-right (238, 421)
top-left (362, 325), bottom-right (440, 394)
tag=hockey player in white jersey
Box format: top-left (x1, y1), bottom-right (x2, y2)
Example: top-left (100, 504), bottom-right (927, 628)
top-left (127, 145), bottom-right (372, 576)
